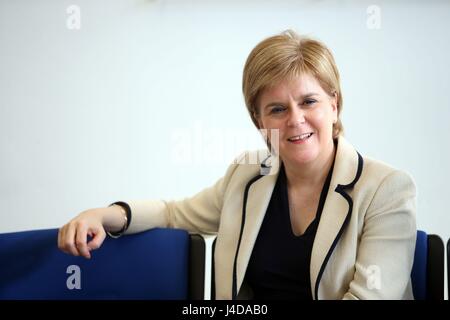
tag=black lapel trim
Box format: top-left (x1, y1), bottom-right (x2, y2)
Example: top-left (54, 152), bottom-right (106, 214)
top-left (232, 173), bottom-right (264, 300)
top-left (314, 152), bottom-right (364, 299)
top-left (342, 152), bottom-right (364, 189)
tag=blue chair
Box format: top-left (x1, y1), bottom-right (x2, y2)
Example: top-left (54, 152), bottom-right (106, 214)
top-left (447, 238), bottom-right (449, 299)
top-left (0, 228), bottom-right (205, 300)
top-left (411, 230), bottom-right (444, 300)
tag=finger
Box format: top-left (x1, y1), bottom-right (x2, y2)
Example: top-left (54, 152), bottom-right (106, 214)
top-left (57, 226), bottom-right (63, 252)
top-left (58, 225), bottom-right (70, 254)
top-left (65, 222), bottom-right (81, 257)
top-left (75, 224), bottom-right (91, 259)
top-left (87, 227), bottom-right (106, 252)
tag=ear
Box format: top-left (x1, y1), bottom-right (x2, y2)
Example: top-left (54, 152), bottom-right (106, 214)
top-left (254, 112), bottom-right (264, 129)
top-left (331, 92), bottom-right (338, 122)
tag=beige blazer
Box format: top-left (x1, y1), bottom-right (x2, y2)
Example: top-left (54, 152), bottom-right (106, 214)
top-left (124, 136), bottom-right (417, 300)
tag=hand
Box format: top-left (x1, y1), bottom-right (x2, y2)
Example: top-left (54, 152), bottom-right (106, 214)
top-left (58, 208), bottom-right (108, 259)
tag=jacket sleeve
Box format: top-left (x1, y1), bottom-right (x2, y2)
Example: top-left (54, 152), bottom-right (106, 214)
top-left (343, 170), bottom-right (417, 300)
top-left (122, 155), bottom-right (242, 235)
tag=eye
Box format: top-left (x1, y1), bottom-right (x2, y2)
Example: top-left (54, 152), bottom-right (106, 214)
top-left (303, 99), bottom-right (316, 106)
top-left (269, 106), bottom-right (286, 114)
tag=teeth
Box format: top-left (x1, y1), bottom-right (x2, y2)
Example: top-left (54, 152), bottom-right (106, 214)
top-left (288, 133), bottom-right (312, 141)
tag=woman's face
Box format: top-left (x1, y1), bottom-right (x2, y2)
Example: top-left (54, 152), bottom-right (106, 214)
top-left (257, 73), bottom-right (338, 167)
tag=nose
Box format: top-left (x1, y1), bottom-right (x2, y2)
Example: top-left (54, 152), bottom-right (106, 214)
top-left (287, 107), bottom-right (306, 127)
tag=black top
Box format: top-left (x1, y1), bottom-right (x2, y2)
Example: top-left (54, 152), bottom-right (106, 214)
top-left (245, 162), bottom-right (333, 300)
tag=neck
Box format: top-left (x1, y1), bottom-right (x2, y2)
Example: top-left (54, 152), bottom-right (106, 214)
top-left (283, 140), bottom-right (336, 190)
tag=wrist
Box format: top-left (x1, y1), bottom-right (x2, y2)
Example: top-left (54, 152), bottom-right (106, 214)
top-left (105, 202), bottom-right (131, 238)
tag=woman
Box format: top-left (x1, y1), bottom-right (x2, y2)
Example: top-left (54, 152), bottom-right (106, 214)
top-left (58, 30), bottom-right (417, 300)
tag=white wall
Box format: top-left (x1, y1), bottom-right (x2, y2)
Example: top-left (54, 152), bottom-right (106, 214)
top-left (1, 0), bottom-right (449, 295)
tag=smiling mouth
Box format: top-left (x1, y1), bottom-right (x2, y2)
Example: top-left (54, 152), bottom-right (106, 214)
top-left (287, 133), bottom-right (314, 142)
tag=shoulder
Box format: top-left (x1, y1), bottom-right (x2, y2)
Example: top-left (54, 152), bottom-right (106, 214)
top-left (355, 156), bottom-right (416, 219)
top-left (335, 137), bottom-right (416, 196)
top-left (224, 149), bottom-right (268, 179)
top-left (232, 149), bottom-right (271, 166)
top-left (360, 156), bottom-right (416, 193)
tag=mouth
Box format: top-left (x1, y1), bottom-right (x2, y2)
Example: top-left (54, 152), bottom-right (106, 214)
top-left (287, 133), bottom-right (314, 144)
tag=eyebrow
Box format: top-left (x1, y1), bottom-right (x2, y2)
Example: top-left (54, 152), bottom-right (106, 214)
top-left (263, 92), bottom-right (320, 110)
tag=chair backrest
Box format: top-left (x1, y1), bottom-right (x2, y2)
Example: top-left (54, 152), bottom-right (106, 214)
top-left (0, 228), bottom-right (205, 300)
top-left (447, 238), bottom-right (450, 299)
top-left (411, 230), bottom-right (444, 300)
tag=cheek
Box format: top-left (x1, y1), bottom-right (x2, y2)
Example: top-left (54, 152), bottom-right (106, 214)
top-left (310, 109), bottom-right (326, 128)
top-left (259, 117), bottom-right (276, 129)
top-left (312, 107), bottom-right (333, 130)
top-left (258, 118), bottom-right (286, 143)
top-left (256, 114), bottom-right (267, 129)
top-left (257, 119), bottom-right (263, 129)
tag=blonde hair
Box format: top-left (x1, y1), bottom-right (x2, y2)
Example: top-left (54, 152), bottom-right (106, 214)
top-left (242, 30), bottom-right (344, 138)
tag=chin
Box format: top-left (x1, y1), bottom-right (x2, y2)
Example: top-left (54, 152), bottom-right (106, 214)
top-left (281, 148), bottom-right (319, 166)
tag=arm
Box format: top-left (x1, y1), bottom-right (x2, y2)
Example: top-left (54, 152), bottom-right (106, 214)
top-left (124, 155), bottom-right (242, 235)
top-left (59, 154), bottom-right (244, 258)
top-left (343, 170), bottom-right (417, 299)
